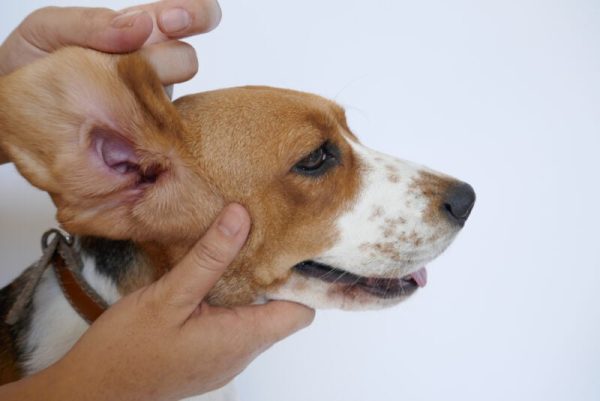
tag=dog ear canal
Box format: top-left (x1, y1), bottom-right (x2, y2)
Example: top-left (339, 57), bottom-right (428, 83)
top-left (90, 127), bottom-right (165, 186)
top-left (93, 128), bottom-right (138, 174)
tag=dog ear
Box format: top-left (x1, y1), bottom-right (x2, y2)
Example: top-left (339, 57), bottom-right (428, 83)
top-left (0, 47), bottom-right (221, 241)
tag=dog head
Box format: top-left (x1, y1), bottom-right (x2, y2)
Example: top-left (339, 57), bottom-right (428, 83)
top-left (0, 48), bottom-right (475, 310)
top-left (174, 88), bottom-right (475, 309)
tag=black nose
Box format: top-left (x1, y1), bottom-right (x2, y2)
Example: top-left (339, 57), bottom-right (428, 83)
top-left (443, 183), bottom-right (476, 226)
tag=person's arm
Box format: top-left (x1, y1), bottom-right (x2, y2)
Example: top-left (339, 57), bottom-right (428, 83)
top-left (0, 204), bottom-right (314, 401)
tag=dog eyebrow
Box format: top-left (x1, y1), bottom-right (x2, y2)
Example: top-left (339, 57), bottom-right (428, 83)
top-left (304, 111), bottom-right (338, 138)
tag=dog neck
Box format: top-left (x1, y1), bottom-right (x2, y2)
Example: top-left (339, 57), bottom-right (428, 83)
top-left (78, 237), bottom-right (161, 295)
top-left (21, 237), bottom-right (129, 375)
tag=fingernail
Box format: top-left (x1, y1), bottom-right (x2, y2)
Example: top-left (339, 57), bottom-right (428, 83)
top-left (160, 8), bottom-right (192, 33)
top-left (217, 207), bottom-right (244, 237)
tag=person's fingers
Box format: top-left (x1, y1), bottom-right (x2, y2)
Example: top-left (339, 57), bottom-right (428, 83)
top-left (239, 301), bottom-right (316, 347)
top-left (153, 204), bottom-right (251, 321)
top-left (1, 1), bottom-right (220, 76)
top-left (121, 0), bottom-right (222, 45)
top-left (18, 6), bottom-right (154, 53)
top-left (139, 40), bottom-right (198, 85)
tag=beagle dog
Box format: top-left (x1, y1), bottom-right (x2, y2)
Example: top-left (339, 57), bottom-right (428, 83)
top-left (0, 47), bottom-right (475, 401)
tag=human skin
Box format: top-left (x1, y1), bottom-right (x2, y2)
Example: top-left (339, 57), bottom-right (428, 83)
top-left (0, 2), bottom-right (315, 400)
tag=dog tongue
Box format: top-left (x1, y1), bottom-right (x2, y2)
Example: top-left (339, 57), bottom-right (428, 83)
top-left (410, 267), bottom-right (428, 287)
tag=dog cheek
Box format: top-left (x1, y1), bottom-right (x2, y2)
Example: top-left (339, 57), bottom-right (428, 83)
top-left (205, 267), bottom-right (259, 307)
top-left (133, 168), bottom-right (225, 240)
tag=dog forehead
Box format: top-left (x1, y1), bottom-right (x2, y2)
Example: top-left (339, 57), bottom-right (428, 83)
top-left (175, 86), bottom-right (343, 138)
top-left (174, 86), bottom-right (349, 169)
top-left (168, 86), bottom-right (352, 201)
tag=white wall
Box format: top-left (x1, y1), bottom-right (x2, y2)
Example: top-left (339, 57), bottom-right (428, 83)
top-left (1, 1), bottom-right (599, 400)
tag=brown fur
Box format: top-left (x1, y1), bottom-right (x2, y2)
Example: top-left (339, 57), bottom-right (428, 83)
top-left (411, 171), bottom-right (458, 225)
top-left (0, 47), bottom-right (362, 308)
top-left (0, 48), bottom-right (221, 243)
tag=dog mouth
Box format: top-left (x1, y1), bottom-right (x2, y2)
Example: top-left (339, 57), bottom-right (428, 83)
top-left (293, 261), bottom-right (427, 298)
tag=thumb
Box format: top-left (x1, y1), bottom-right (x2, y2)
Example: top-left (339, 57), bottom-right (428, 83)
top-left (154, 204), bottom-right (251, 321)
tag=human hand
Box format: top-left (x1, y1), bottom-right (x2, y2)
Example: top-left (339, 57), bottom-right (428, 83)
top-left (56, 204), bottom-right (314, 401)
top-left (0, 0), bottom-right (219, 165)
top-left (0, 0), bottom-right (222, 82)
top-left (0, 204), bottom-right (315, 401)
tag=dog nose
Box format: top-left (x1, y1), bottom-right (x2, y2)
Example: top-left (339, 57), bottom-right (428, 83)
top-left (443, 182), bottom-right (476, 226)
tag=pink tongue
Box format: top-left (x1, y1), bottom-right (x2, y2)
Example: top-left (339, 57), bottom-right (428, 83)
top-left (410, 267), bottom-right (428, 287)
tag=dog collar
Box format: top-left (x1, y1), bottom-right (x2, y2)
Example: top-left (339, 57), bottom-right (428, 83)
top-left (5, 229), bottom-right (108, 325)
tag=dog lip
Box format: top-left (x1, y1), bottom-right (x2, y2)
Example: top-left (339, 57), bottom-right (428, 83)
top-left (292, 260), bottom-right (424, 299)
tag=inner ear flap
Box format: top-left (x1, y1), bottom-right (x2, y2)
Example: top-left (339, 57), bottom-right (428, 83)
top-left (89, 125), bottom-right (176, 190)
top-left (93, 128), bottom-right (139, 174)
top-left (80, 53), bottom-right (188, 190)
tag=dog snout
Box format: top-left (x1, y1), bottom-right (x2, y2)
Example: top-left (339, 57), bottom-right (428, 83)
top-left (442, 182), bottom-right (476, 226)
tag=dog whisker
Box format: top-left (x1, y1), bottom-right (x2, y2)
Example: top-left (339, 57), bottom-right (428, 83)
top-left (330, 271), bottom-right (348, 286)
top-left (341, 276), bottom-right (363, 296)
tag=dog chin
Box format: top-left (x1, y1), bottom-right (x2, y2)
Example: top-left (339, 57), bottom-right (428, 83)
top-left (266, 274), bottom-right (414, 310)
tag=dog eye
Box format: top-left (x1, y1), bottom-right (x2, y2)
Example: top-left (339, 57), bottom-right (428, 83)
top-left (292, 142), bottom-right (339, 177)
top-left (298, 147), bottom-right (325, 169)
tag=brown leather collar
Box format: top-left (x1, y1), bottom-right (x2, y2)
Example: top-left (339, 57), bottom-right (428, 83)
top-left (5, 229), bottom-right (108, 325)
top-left (52, 248), bottom-right (107, 324)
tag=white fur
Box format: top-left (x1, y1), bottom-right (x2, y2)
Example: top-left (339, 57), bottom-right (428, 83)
top-left (23, 268), bottom-right (86, 375)
top-left (268, 139), bottom-right (458, 309)
top-left (24, 255), bottom-right (236, 401)
top-left (319, 140), bottom-right (456, 276)
top-left (24, 255), bottom-right (119, 375)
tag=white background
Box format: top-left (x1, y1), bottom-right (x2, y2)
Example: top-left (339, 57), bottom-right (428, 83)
top-left (1, 1), bottom-right (599, 400)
